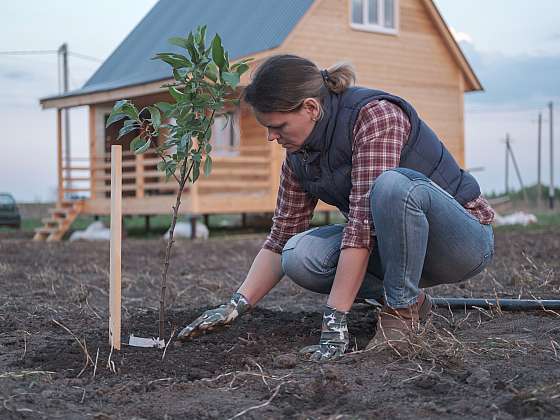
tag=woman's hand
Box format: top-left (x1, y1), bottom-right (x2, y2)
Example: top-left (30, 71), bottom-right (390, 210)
top-left (177, 292), bottom-right (251, 340)
top-left (300, 306), bottom-right (349, 362)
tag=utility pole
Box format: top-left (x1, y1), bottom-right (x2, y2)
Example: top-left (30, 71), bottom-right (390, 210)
top-left (537, 113), bottom-right (542, 208)
top-left (505, 133), bottom-right (510, 195)
top-left (507, 135), bottom-right (528, 204)
top-left (549, 102), bottom-right (555, 209)
top-left (59, 43), bottom-right (71, 196)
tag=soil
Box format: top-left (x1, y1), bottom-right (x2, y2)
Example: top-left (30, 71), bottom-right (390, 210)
top-left (1, 227), bottom-right (559, 419)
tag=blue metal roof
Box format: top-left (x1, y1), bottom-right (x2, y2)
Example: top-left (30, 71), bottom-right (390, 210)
top-left (52, 0), bottom-right (314, 99)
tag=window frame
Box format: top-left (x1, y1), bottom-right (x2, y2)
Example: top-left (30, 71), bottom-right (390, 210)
top-left (349, 0), bottom-right (399, 35)
top-left (210, 109), bottom-right (241, 156)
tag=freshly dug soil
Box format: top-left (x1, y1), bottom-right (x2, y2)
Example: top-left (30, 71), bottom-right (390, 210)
top-left (1, 227), bottom-right (559, 419)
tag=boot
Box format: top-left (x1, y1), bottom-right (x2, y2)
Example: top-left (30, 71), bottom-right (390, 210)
top-left (366, 290), bottom-right (431, 351)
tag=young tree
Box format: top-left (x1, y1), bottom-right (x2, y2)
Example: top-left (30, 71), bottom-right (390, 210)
top-left (106, 25), bottom-right (251, 339)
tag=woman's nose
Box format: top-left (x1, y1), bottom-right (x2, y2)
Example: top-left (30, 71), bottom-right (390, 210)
top-left (267, 130), bottom-right (279, 142)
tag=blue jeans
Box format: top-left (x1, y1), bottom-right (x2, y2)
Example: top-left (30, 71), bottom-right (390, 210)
top-left (281, 168), bottom-right (495, 308)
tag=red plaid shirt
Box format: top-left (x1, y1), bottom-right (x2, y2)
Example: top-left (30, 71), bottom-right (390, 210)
top-left (263, 100), bottom-right (495, 254)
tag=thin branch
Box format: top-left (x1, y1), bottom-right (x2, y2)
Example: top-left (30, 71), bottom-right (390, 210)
top-left (158, 109), bottom-right (216, 339)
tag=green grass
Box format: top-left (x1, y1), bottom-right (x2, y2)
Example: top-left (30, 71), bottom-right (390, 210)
top-left (3, 209), bottom-right (558, 238)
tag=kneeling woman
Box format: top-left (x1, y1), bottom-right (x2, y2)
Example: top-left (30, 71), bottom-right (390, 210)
top-left (178, 55), bottom-right (495, 361)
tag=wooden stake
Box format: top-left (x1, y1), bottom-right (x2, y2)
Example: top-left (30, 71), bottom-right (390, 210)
top-left (109, 145), bottom-right (122, 350)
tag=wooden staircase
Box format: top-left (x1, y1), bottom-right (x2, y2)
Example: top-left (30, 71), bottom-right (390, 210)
top-left (33, 200), bottom-right (85, 241)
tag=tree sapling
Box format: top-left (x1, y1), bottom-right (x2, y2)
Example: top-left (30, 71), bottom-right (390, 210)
top-left (106, 25), bottom-right (252, 340)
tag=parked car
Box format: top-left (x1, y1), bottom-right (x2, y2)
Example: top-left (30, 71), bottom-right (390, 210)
top-left (0, 193), bottom-right (21, 229)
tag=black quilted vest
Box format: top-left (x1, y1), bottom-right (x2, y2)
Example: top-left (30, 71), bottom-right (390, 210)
top-left (287, 87), bottom-right (481, 216)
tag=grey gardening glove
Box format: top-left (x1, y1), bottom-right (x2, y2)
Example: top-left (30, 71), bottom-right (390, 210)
top-left (177, 292), bottom-right (251, 340)
top-left (300, 305), bottom-right (349, 362)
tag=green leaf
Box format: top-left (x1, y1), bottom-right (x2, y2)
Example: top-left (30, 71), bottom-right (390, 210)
top-left (197, 25), bottom-right (207, 52)
top-left (205, 62), bottom-right (219, 83)
top-left (204, 143), bottom-right (212, 154)
top-left (148, 106), bottom-right (161, 130)
top-left (121, 102), bottom-right (139, 120)
top-left (178, 133), bottom-right (191, 154)
top-left (117, 123), bottom-right (140, 140)
top-left (168, 36), bottom-right (188, 49)
top-left (221, 72), bottom-right (240, 89)
top-left (130, 137), bottom-right (151, 154)
top-left (165, 162), bottom-right (177, 180)
top-left (211, 34), bottom-right (225, 70)
top-left (106, 112), bottom-right (127, 128)
top-left (169, 86), bottom-right (185, 102)
top-left (157, 160), bottom-right (167, 172)
top-left (106, 99), bottom-right (130, 127)
top-left (186, 32), bottom-right (199, 63)
top-left (192, 160), bottom-right (200, 183)
top-left (233, 63), bottom-right (249, 75)
top-left (203, 155), bottom-right (212, 176)
top-left (173, 68), bottom-right (189, 81)
top-left (153, 52), bottom-right (191, 69)
top-left (155, 102), bottom-right (173, 114)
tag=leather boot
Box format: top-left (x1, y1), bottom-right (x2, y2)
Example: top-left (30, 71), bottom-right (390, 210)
top-left (366, 291), bottom-right (430, 351)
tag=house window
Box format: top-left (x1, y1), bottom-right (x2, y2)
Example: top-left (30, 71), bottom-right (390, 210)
top-left (210, 110), bottom-right (240, 156)
top-left (350, 0), bottom-right (398, 34)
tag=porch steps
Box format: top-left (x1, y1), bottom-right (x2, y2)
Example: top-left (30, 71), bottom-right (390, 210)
top-left (33, 200), bottom-right (85, 242)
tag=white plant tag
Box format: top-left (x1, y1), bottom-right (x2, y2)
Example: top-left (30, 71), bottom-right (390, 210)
top-left (128, 334), bottom-right (165, 349)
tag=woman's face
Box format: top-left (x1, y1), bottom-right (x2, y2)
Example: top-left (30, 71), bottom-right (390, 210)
top-left (254, 98), bottom-right (321, 154)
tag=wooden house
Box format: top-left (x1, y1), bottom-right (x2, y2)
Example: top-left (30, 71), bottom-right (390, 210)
top-left (36, 0), bottom-right (482, 241)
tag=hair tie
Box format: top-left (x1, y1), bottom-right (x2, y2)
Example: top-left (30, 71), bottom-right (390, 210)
top-left (320, 69), bottom-right (330, 84)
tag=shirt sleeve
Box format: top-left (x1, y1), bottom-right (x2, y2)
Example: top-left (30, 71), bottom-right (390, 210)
top-left (341, 100), bottom-right (411, 251)
top-left (262, 159), bottom-right (318, 254)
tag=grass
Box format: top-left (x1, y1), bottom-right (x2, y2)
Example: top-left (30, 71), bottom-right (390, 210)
top-left (0, 210), bottom-right (347, 238)
top-left (2, 209), bottom-right (558, 238)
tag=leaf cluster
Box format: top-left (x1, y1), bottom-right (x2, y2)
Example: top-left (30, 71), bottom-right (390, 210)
top-left (106, 25), bottom-right (252, 183)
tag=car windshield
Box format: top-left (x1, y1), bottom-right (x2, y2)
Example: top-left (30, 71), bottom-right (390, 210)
top-left (0, 195), bottom-right (15, 206)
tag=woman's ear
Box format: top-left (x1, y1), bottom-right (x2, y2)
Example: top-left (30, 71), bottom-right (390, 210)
top-left (302, 98), bottom-right (321, 121)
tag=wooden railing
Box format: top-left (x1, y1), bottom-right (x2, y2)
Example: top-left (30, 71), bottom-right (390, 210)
top-left (60, 145), bottom-right (272, 200)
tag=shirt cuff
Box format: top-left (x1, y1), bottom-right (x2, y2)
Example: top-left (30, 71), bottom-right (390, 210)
top-left (262, 238), bottom-right (284, 254)
top-left (340, 221), bottom-right (374, 251)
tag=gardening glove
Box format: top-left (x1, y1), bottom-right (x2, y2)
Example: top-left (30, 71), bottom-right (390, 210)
top-left (177, 292), bottom-right (251, 340)
top-left (300, 305), bottom-right (349, 362)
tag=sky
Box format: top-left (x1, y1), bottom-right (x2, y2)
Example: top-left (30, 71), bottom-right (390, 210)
top-left (0, 0), bottom-right (559, 201)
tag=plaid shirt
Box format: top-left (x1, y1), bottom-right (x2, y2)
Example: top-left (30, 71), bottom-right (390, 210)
top-left (263, 100), bottom-right (495, 254)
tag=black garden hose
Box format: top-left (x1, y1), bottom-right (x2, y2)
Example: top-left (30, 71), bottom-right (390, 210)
top-left (431, 297), bottom-right (560, 311)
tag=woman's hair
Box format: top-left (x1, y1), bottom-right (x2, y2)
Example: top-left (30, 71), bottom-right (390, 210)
top-left (243, 54), bottom-right (356, 115)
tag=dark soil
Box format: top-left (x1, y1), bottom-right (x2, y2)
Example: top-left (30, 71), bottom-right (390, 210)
top-left (1, 227), bottom-right (559, 419)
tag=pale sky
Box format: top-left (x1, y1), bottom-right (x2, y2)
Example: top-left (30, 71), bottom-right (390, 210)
top-left (1, 0), bottom-right (559, 201)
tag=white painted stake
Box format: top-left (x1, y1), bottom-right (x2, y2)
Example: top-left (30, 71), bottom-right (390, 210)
top-left (109, 145), bottom-right (122, 350)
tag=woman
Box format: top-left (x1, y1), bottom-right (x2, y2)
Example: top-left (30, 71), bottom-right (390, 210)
top-left (177, 55), bottom-right (495, 361)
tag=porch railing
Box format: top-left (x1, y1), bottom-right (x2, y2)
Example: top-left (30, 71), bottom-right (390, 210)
top-left (59, 145), bottom-right (272, 201)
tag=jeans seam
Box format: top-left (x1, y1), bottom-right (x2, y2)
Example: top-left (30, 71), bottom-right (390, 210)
top-left (320, 246), bottom-right (340, 271)
top-left (426, 181), bottom-right (481, 223)
top-left (391, 182), bottom-right (425, 307)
